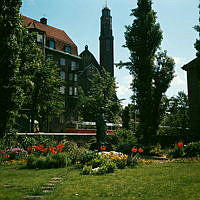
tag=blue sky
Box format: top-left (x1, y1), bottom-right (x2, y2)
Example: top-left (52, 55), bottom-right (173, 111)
top-left (21, 0), bottom-right (199, 106)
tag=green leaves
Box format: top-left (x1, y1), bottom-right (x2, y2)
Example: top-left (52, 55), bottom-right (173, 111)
top-left (123, 0), bottom-right (175, 145)
top-left (78, 68), bottom-right (121, 123)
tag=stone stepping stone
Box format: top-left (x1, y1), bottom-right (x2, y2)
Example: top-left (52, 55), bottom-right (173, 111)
top-left (51, 177), bottom-right (62, 180)
top-left (42, 190), bottom-right (53, 193)
top-left (45, 183), bottom-right (55, 186)
top-left (24, 195), bottom-right (43, 199)
top-left (42, 186), bottom-right (54, 190)
top-left (4, 184), bottom-right (13, 188)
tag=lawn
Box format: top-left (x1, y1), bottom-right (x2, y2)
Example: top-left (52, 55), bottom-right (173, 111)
top-left (1, 161), bottom-right (200, 200)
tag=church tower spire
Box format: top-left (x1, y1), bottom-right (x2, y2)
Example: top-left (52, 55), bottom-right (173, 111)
top-left (99, 6), bottom-right (114, 76)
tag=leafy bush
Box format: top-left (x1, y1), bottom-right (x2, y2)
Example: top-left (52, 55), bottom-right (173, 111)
top-left (91, 157), bottom-right (107, 168)
top-left (77, 150), bottom-right (98, 166)
top-left (184, 142), bottom-right (200, 157)
top-left (26, 152), bottom-right (71, 169)
top-left (5, 147), bottom-right (28, 160)
top-left (92, 161), bottom-right (116, 175)
top-left (107, 129), bottom-right (138, 154)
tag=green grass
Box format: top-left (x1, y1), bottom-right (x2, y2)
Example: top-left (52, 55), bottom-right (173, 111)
top-left (1, 162), bottom-right (200, 200)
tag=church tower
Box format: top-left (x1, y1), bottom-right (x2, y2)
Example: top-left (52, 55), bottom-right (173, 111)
top-left (99, 6), bottom-right (114, 77)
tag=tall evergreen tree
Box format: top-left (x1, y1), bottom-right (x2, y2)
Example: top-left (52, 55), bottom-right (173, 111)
top-left (123, 0), bottom-right (174, 145)
top-left (194, 2), bottom-right (200, 57)
top-left (0, 0), bottom-right (23, 137)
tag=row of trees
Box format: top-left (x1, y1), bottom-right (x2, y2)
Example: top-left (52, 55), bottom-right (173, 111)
top-left (0, 0), bottom-right (63, 137)
top-left (1, 0), bottom-right (196, 147)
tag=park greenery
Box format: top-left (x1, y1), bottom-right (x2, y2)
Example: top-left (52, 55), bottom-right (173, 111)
top-left (0, 0), bottom-right (64, 137)
top-left (118, 0), bottom-right (175, 146)
top-left (0, 1), bottom-right (200, 199)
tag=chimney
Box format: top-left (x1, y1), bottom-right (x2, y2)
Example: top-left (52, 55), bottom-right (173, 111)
top-left (40, 17), bottom-right (47, 25)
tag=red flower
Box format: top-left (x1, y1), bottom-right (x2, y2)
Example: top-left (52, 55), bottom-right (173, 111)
top-left (131, 147), bottom-right (137, 153)
top-left (177, 142), bottom-right (184, 148)
top-left (100, 146), bottom-right (106, 151)
top-left (4, 154), bottom-right (10, 158)
top-left (56, 144), bottom-right (64, 151)
top-left (138, 148), bottom-right (144, 153)
top-left (27, 147), bottom-right (33, 151)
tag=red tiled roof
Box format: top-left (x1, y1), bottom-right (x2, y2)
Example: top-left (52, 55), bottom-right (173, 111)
top-left (22, 16), bottom-right (78, 56)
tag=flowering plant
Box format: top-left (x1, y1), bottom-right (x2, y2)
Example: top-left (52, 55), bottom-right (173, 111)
top-left (0, 148), bottom-right (28, 161)
top-left (177, 142), bottom-right (184, 148)
top-left (100, 151), bottom-right (128, 169)
top-left (131, 147), bottom-right (144, 153)
top-left (100, 146), bottom-right (107, 151)
top-left (27, 144), bottom-right (64, 155)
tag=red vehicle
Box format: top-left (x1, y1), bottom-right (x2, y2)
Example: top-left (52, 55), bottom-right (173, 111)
top-left (65, 121), bottom-right (122, 135)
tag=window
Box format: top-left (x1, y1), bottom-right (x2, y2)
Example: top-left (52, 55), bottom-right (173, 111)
top-left (60, 87), bottom-right (65, 94)
top-left (71, 61), bottom-right (77, 71)
top-left (47, 54), bottom-right (53, 61)
top-left (49, 40), bottom-right (55, 49)
top-left (60, 58), bottom-right (65, 66)
top-left (37, 33), bottom-right (43, 43)
top-left (64, 45), bottom-right (71, 54)
top-left (74, 74), bottom-right (78, 82)
top-left (60, 71), bottom-right (65, 80)
top-left (69, 86), bottom-right (73, 95)
top-left (69, 73), bottom-right (73, 81)
top-left (74, 87), bottom-right (78, 96)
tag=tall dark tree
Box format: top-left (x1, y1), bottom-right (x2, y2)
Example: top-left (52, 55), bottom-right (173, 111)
top-left (194, 2), bottom-right (200, 57)
top-left (122, 106), bottom-right (131, 130)
top-left (0, 0), bottom-right (24, 136)
top-left (122, 0), bottom-right (174, 145)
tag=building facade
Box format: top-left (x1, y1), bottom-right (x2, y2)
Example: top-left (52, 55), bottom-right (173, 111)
top-left (182, 57), bottom-right (200, 140)
top-left (22, 16), bottom-right (81, 131)
top-left (22, 6), bottom-right (114, 132)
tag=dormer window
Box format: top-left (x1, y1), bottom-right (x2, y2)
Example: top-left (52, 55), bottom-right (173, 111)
top-left (49, 40), bottom-right (55, 49)
top-left (64, 45), bottom-right (71, 54)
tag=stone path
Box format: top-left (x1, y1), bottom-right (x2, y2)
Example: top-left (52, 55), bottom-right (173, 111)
top-left (3, 172), bottom-right (67, 199)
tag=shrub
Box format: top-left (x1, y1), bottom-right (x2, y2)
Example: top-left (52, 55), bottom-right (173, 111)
top-left (91, 157), bottom-right (107, 168)
top-left (184, 142), bottom-right (200, 157)
top-left (92, 161), bottom-right (116, 175)
top-left (77, 150), bottom-right (98, 166)
top-left (26, 152), bottom-right (71, 169)
top-left (107, 129), bottom-right (138, 154)
top-left (5, 147), bottom-right (28, 160)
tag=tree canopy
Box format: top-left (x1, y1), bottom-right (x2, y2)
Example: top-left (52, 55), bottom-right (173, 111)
top-left (122, 0), bottom-right (175, 145)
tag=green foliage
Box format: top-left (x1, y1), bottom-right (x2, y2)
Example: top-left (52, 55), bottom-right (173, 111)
top-left (122, 106), bottom-right (131, 129)
top-left (194, 3), bottom-right (200, 57)
top-left (0, 0), bottom-right (64, 135)
top-left (77, 150), bottom-right (98, 166)
top-left (107, 129), bottom-right (138, 154)
top-left (184, 142), bottom-right (200, 157)
top-left (121, 0), bottom-right (175, 145)
top-left (159, 92), bottom-right (191, 146)
top-left (78, 68), bottom-right (121, 122)
top-left (0, 0), bottom-right (24, 136)
top-left (91, 157), bottom-right (107, 168)
top-left (19, 30), bottom-right (64, 132)
top-left (26, 152), bottom-right (71, 169)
